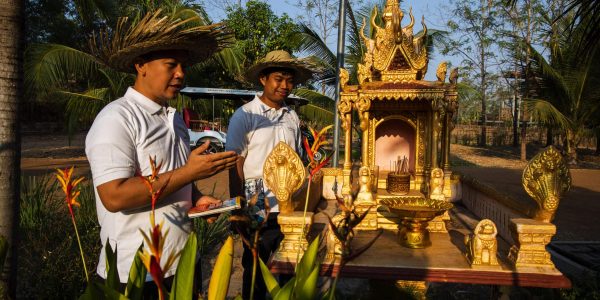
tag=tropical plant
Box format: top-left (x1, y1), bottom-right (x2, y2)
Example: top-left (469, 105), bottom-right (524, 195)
top-left (259, 236), bottom-right (321, 300)
top-left (525, 9), bottom-right (600, 164)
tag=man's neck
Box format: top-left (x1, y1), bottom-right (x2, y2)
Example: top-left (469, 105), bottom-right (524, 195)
top-left (132, 83), bottom-right (168, 106)
top-left (258, 94), bottom-right (284, 110)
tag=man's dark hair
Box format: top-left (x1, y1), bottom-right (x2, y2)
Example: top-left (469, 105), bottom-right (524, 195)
top-left (258, 67), bottom-right (296, 79)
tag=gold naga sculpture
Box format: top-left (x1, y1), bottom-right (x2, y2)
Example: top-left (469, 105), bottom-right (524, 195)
top-left (263, 142), bottom-right (306, 214)
top-left (465, 219), bottom-right (500, 268)
top-left (522, 146), bottom-right (571, 222)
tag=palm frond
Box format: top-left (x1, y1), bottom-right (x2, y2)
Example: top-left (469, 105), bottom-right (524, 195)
top-left (24, 43), bottom-right (104, 96)
top-left (524, 98), bottom-right (570, 129)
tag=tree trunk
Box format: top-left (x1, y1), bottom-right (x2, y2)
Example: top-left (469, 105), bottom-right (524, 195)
top-left (566, 128), bottom-right (579, 165)
top-left (0, 1), bottom-right (23, 297)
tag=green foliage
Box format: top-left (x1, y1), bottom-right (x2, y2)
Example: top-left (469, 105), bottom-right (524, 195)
top-left (170, 234), bottom-right (197, 300)
top-left (18, 175), bottom-right (101, 299)
top-left (225, 0), bottom-right (298, 70)
top-left (194, 213), bottom-right (231, 257)
top-left (259, 237), bottom-right (321, 300)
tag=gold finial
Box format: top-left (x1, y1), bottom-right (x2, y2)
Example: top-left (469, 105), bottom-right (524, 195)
top-left (436, 61), bottom-right (448, 83)
top-left (522, 146), bottom-right (571, 222)
top-left (339, 68), bottom-right (349, 91)
top-left (465, 219), bottom-right (500, 267)
top-left (263, 142), bottom-right (306, 214)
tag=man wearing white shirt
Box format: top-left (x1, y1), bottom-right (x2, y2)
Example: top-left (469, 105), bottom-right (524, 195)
top-left (226, 50), bottom-right (317, 300)
top-left (85, 12), bottom-right (238, 295)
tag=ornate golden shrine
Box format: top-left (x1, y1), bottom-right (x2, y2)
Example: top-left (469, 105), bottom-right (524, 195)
top-left (268, 0), bottom-right (571, 290)
top-left (338, 0), bottom-right (458, 217)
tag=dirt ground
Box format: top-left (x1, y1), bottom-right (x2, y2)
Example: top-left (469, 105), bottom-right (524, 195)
top-left (19, 132), bottom-right (600, 297)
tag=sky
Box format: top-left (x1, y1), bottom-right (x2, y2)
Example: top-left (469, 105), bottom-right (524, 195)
top-left (203, 0), bottom-right (459, 81)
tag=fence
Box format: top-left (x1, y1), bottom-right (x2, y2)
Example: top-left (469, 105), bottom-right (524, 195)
top-left (451, 124), bottom-right (597, 149)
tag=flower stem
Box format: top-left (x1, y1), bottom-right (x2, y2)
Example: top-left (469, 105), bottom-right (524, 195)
top-left (70, 213), bottom-right (89, 283)
top-left (295, 175), bottom-right (313, 275)
top-left (250, 231), bottom-right (260, 300)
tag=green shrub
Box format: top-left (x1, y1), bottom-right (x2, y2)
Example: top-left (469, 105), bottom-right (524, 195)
top-left (17, 174), bottom-right (100, 299)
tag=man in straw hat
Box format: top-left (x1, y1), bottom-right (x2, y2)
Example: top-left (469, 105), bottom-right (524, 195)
top-left (85, 10), bottom-right (238, 293)
top-left (226, 50), bottom-right (318, 300)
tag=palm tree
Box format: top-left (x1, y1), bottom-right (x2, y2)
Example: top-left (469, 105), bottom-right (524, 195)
top-left (0, 1), bottom-right (23, 297)
top-left (525, 11), bottom-right (600, 164)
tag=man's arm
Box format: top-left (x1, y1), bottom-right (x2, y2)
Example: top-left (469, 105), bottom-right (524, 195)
top-left (97, 141), bottom-right (238, 212)
top-left (229, 156), bottom-right (245, 198)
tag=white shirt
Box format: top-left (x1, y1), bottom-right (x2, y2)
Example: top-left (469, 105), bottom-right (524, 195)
top-left (85, 87), bottom-right (192, 282)
top-left (225, 96), bottom-right (302, 212)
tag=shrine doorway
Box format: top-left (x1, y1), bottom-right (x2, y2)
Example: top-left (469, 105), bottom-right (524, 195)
top-left (375, 118), bottom-right (416, 176)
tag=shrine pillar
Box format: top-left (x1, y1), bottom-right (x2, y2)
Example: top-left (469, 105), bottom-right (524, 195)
top-left (338, 93), bottom-right (354, 206)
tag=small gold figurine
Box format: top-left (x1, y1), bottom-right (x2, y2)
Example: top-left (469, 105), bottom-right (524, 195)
top-left (429, 168), bottom-right (445, 201)
top-left (355, 166), bottom-right (374, 204)
top-left (465, 219), bottom-right (499, 267)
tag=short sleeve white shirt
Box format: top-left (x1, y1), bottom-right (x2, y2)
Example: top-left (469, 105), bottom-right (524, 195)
top-left (225, 95), bottom-right (302, 212)
top-left (85, 87), bottom-right (192, 282)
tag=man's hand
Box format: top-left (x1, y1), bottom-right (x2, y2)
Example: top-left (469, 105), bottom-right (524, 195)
top-left (185, 141), bottom-right (239, 180)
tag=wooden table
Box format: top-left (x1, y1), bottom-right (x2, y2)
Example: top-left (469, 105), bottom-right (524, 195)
top-left (269, 205), bottom-right (571, 289)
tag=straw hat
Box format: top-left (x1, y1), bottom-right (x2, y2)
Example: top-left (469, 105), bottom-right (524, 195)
top-left (90, 10), bottom-right (230, 73)
top-left (244, 50), bottom-right (318, 86)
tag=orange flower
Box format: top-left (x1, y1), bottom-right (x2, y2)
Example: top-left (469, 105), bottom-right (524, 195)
top-left (139, 221), bottom-right (179, 300)
top-left (303, 125), bottom-right (333, 177)
top-left (137, 155), bottom-right (168, 226)
top-left (55, 167), bottom-right (85, 216)
top-left (55, 166), bottom-right (89, 282)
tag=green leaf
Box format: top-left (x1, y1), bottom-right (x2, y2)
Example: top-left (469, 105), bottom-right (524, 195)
top-left (296, 237), bottom-right (319, 284)
top-left (95, 280), bottom-right (129, 300)
top-left (298, 265), bottom-right (319, 300)
top-left (125, 245), bottom-right (147, 300)
top-left (208, 236), bottom-right (234, 300)
top-left (170, 234), bottom-right (197, 300)
top-left (258, 258), bottom-right (280, 296)
top-left (104, 240), bottom-right (121, 291)
top-left (273, 277), bottom-right (296, 300)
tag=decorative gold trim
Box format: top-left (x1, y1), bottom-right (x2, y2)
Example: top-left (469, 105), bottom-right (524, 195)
top-left (263, 142), bottom-right (306, 214)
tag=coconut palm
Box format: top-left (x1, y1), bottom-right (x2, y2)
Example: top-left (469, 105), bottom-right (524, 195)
top-left (525, 11), bottom-right (600, 164)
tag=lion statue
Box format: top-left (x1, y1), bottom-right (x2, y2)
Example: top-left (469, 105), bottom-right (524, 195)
top-left (465, 219), bottom-right (499, 266)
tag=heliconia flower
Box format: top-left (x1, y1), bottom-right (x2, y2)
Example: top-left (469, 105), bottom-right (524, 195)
top-left (55, 166), bottom-right (89, 282)
top-left (56, 167), bottom-right (85, 215)
top-left (137, 155), bottom-right (169, 226)
top-left (303, 125), bottom-right (334, 177)
top-left (139, 221), bottom-right (179, 300)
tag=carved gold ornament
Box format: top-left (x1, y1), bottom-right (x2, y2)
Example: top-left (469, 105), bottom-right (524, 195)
top-left (339, 68), bottom-right (349, 91)
top-left (449, 67), bottom-right (458, 85)
top-left (522, 146), bottom-right (571, 222)
top-left (465, 219), bottom-right (500, 267)
top-left (436, 61), bottom-right (448, 83)
top-left (263, 142), bottom-right (306, 214)
top-left (429, 168), bottom-right (445, 201)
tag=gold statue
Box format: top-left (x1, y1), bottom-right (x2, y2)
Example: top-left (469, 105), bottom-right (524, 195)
top-left (339, 68), bottom-right (349, 91)
top-left (263, 142), bottom-right (306, 214)
top-left (430, 168), bottom-right (445, 201)
top-left (522, 146), bottom-right (571, 222)
top-left (436, 61), bottom-right (448, 83)
top-left (356, 166), bottom-right (374, 204)
top-left (465, 219), bottom-right (499, 267)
